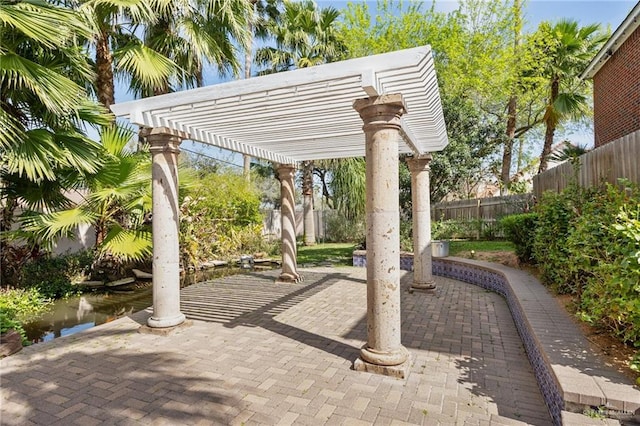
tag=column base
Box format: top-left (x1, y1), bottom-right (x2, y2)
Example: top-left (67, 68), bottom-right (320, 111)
top-left (276, 272), bottom-right (303, 283)
top-left (139, 319), bottom-right (192, 336)
top-left (410, 280), bottom-right (437, 293)
top-left (146, 312), bottom-right (186, 329)
top-left (353, 353), bottom-right (412, 379)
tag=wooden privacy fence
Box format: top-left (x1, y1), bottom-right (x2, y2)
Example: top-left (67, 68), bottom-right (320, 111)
top-left (533, 130), bottom-right (640, 199)
top-left (431, 194), bottom-right (534, 223)
top-left (431, 194), bottom-right (533, 238)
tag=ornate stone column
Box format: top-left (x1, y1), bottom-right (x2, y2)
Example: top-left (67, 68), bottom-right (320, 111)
top-left (145, 127), bottom-right (188, 329)
top-left (277, 164), bottom-right (301, 282)
top-left (407, 155), bottom-right (436, 291)
top-left (353, 94), bottom-right (410, 378)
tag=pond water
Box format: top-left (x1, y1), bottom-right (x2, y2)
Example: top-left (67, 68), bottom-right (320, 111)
top-left (22, 265), bottom-right (266, 344)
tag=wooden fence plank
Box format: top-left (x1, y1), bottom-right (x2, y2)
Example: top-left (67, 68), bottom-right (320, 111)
top-left (533, 130), bottom-right (640, 198)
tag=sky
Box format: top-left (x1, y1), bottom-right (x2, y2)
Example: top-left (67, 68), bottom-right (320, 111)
top-left (115, 0), bottom-right (638, 166)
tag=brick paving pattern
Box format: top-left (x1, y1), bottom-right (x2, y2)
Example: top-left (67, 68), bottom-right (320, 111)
top-left (1, 267), bottom-right (551, 425)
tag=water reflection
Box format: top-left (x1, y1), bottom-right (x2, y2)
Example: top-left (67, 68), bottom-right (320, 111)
top-left (23, 265), bottom-right (266, 344)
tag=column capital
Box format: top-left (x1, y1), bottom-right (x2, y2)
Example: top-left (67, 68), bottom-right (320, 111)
top-left (406, 153), bottom-right (433, 173)
top-left (276, 163), bottom-right (297, 180)
top-left (353, 94), bottom-right (406, 130)
top-left (142, 127), bottom-right (189, 154)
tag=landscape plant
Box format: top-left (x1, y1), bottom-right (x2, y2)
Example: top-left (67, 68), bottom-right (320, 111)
top-left (0, 288), bottom-right (51, 344)
top-left (500, 213), bottom-right (537, 262)
top-left (179, 169), bottom-right (266, 266)
top-left (531, 182), bottom-right (640, 350)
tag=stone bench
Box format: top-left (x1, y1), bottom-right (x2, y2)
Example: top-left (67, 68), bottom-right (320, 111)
top-left (352, 252), bottom-right (640, 425)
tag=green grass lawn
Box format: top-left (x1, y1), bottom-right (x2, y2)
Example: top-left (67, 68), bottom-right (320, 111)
top-left (295, 240), bottom-right (514, 266)
top-left (449, 240), bottom-right (515, 256)
top-left (296, 243), bottom-right (357, 266)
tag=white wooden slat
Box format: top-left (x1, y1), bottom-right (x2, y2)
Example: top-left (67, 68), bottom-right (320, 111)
top-left (112, 45), bottom-right (448, 162)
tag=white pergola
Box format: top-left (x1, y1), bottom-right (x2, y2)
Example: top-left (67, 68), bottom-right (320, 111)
top-left (111, 45), bottom-right (449, 378)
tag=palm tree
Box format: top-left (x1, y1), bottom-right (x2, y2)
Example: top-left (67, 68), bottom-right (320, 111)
top-left (254, 0), bottom-right (343, 74)
top-left (527, 20), bottom-right (606, 173)
top-left (255, 0), bottom-right (343, 245)
top-left (21, 127), bottom-right (154, 263)
top-left (0, 0), bottom-right (110, 236)
top-left (80, 0), bottom-right (176, 108)
top-left (140, 0), bottom-right (251, 96)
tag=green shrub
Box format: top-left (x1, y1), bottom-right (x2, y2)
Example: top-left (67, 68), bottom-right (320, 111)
top-left (19, 251), bottom-right (93, 299)
top-left (180, 171), bottom-right (266, 266)
top-left (500, 213), bottom-right (538, 263)
top-left (532, 181), bottom-right (640, 348)
top-left (325, 211), bottom-right (365, 243)
top-left (532, 189), bottom-right (578, 294)
top-left (0, 288), bottom-right (50, 344)
top-left (578, 202), bottom-right (640, 346)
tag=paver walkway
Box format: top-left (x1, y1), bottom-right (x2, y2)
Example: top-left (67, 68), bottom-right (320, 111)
top-left (1, 267), bottom-right (551, 425)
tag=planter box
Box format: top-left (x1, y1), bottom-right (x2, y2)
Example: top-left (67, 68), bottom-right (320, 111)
top-left (431, 240), bottom-right (450, 257)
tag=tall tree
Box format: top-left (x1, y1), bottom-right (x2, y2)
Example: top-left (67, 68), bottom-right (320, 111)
top-left (255, 0), bottom-right (343, 74)
top-left (500, 0), bottom-right (522, 194)
top-left (256, 0), bottom-right (344, 245)
top-left (141, 0), bottom-right (251, 97)
top-left (81, 0), bottom-right (175, 109)
top-left (524, 19), bottom-right (606, 173)
top-left (0, 0), bottom-right (110, 236)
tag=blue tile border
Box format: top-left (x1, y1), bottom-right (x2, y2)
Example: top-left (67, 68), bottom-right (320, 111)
top-left (352, 251), bottom-right (563, 425)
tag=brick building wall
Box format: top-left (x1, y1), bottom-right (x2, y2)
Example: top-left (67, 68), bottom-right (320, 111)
top-left (593, 26), bottom-right (640, 147)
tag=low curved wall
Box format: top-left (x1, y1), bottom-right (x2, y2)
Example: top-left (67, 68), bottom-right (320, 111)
top-left (352, 251), bottom-right (640, 426)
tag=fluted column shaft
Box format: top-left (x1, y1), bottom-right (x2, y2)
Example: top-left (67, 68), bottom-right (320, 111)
top-left (145, 127), bottom-right (188, 328)
top-left (407, 155), bottom-right (436, 290)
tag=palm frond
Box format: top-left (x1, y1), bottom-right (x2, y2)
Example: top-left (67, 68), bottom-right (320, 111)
top-left (3, 128), bottom-right (61, 181)
top-left (99, 125), bottom-right (135, 157)
top-left (99, 224), bottom-right (152, 262)
top-left (0, 52), bottom-right (87, 116)
top-left (554, 91), bottom-right (588, 119)
top-left (114, 42), bottom-right (178, 92)
top-left (21, 208), bottom-right (97, 246)
top-left (0, 109), bottom-right (25, 151)
top-left (0, 0), bottom-right (92, 48)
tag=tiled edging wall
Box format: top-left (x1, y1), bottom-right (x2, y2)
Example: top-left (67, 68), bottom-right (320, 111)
top-left (352, 252), bottom-right (563, 426)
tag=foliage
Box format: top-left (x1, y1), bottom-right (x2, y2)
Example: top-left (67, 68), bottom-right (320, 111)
top-left (180, 170), bottom-right (266, 266)
top-left (141, 0), bottom-right (250, 95)
top-left (17, 251), bottom-right (94, 299)
top-left (532, 182), bottom-right (640, 347)
top-left (296, 243), bottom-right (356, 266)
top-left (0, 0), bottom-right (110, 242)
top-left (500, 213), bottom-right (537, 262)
top-left (0, 287), bottom-right (50, 344)
top-left (578, 200), bottom-right (640, 346)
top-left (17, 126), bottom-right (154, 264)
top-left (255, 0), bottom-right (344, 74)
top-left (522, 19), bottom-right (607, 172)
top-left (532, 188), bottom-right (577, 292)
top-left (324, 211), bottom-right (365, 244)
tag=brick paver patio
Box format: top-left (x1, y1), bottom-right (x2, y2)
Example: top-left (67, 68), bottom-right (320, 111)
top-left (1, 267), bottom-right (551, 425)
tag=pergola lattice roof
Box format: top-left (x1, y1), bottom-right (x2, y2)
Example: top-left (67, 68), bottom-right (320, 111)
top-left (111, 45), bottom-right (448, 165)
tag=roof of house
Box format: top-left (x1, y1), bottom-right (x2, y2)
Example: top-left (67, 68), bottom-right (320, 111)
top-left (580, 1), bottom-right (640, 79)
top-left (111, 46), bottom-right (448, 165)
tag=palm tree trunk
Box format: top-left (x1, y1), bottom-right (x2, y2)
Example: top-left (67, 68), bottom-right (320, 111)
top-left (95, 29), bottom-right (115, 110)
top-left (539, 78), bottom-right (560, 173)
